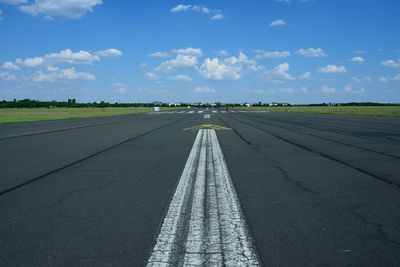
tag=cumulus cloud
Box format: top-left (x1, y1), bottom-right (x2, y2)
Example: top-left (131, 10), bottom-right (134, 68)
top-left (271, 63), bottom-right (294, 80)
top-left (378, 76), bottom-right (389, 83)
top-left (393, 74), bottom-right (400, 81)
top-left (214, 50), bottom-right (229, 57)
top-left (2, 61), bottom-right (20, 70)
top-left (18, 0), bottom-right (102, 19)
top-left (172, 47), bottom-right (203, 57)
top-left (300, 86), bottom-right (308, 93)
top-left (45, 49), bottom-right (100, 64)
top-left (32, 67), bottom-right (95, 82)
top-left (254, 50), bottom-right (290, 58)
top-left (299, 72), bottom-right (312, 79)
top-left (194, 86), bottom-right (215, 94)
top-left (381, 59), bottom-right (399, 68)
top-left (145, 72), bottom-right (159, 80)
top-left (199, 58), bottom-right (241, 80)
top-left (321, 85), bottom-right (335, 94)
top-left (113, 83), bottom-right (128, 94)
top-left (352, 76), bottom-right (371, 83)
top-left (148, 51), bottom-right (169, 58)
top-left (350, 56), bottom-right (365, 63)
top-left (15, 57), bottom-right (45, 67)
top-left (344, 84), bottom-right (365, 93)
top-left (5, 48), bottom-right (122, 70)
top-left (95, 48), bottom-right (123, 58)
top-left (270, 19), bottom-right (286, 26)
top-left (296, 48), bottom-right (327, 57)
top-left (156, 54), bottom-right (198, 72)
top-left (199, 52), bottom-right (257, 80)
top-left (168, 74), bottom-right (192, 81)
top-left (318, 64), bottom-right (346, 73)
top-left (0, 72), bottom-right (16, 81)
top-left (170, 4), bottom-right (210, 14)
top-left (211, 13), bottom-right (224, 20)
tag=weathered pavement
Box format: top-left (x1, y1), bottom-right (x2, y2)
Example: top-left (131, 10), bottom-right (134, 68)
top-left (0, 110), bottom-right (399, 266)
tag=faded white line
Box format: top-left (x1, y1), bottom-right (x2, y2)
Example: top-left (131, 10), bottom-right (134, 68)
top-left (204, 114), bottom-right (211, 119)
top-left (198, 110), bottom-right (204, 113)
top-left (147, 129), bottom-right (260, 266)
top-left (212, 110), bottom-right (218, 113)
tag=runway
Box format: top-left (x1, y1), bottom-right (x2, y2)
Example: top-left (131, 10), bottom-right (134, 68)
top-left (0, 109), bottom-right (399, 266)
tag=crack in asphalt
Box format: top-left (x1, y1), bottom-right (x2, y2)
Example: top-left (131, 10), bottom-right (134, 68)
top-left (246, 115), bottom-right (400, 160)
top-left (222, 114), bottom-right (400, 190)
top-left (0, 116), bottom-right (187, 197)
top-left (218, 116), bottom-right (320, 196)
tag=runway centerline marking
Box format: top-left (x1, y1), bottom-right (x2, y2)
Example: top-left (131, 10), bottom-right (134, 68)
top-left (204, 114), bottom-right (211, 119)
top-left (147, 129), bottom-right (260, 266)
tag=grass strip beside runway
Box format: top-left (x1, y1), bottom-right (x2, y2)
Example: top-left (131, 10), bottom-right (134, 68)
top-left (0, 107), bottom-right (152, 124)
top-left (235, 106), bottom-right (400, 117)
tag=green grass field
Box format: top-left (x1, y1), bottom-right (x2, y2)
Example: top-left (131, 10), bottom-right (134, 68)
top-left (0, 107), bottom-right (152, 124)
top-left (234, 106), bottom-right (400, 117)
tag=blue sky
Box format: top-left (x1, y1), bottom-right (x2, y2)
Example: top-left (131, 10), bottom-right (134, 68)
top-left (0, 0), bottom-right (400, 104)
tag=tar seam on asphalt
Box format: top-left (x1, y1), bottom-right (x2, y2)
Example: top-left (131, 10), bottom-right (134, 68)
top-left (0, 116), bottom-right (187, 196)
top-left (222, 114), bottom-right (400, 190)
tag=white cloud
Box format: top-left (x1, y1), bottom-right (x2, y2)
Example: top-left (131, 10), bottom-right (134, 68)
top-left (199, 58), bottom-right (241, 80)
top-left (0, 0), bottom-right (27, 4)
top-left (275, 0), bottom-right (291, 3)
top-left (270, 19), bottom-right (286, 26)
top-left (344, 84), bottom-right (366, 93)
top-left (172, 47), bottom-right (203, 57)
top-left (318, 64), bottom-right (346, 73)
top-left (2, 61), bottom-right (20, 70)
top-left (199, 52), bottom-right (256, 80)
top-left (299, 71), bottom-right (312, 79)
top-left (148, 51), bottom-right (169, 58)
top-left (300, 86), bottom-right (308, 93)
top-left (168, 74), bottom-right (192, 81)
top-left (271, 63), bottom-right (294, 80)
top-left (8, 48), bottom-right (121, 70)
top-left (352, 76), bottom-right (371, 83)
top-left (18, 0), bottom-right (103, 19)
top-left (254, 50), bottom-right (290, 58)
top-left (113, 83), bottom-right (128, 94)
top-left (211, 13), bottom-right (224, 20)
top-left (381, 59), bottom-right (399, 68)
top-left (350, 56), bottom-right (365, 63)
top-left (32, 67), bottom-right (95, 82)
top-left (95, 48), bottom-right (122, 58)
top-left (378, 76), bottom-right (389, 83)
top-left (214, 50), bottom-right (229, 57)
top-left (393, 74), bottom-right (400, 81)
top-left (16, 57), bottom-right (45, 67)
top-left (145, 72), bottom-right (159, 80)
top-left (157, 54), bottom-right (198, 72)
top-left (0, 72), bottom-right (16, 81)
top-left (45, 49), bottom-right (99, 64)
top-left (321, 85), bottom-right (335, 94)
top-left (296, 48), bottom-right (327, 57)
top-left (194, 86), bottom-right (215, 94)
top-left (170, 4), bottom-right (210, 14)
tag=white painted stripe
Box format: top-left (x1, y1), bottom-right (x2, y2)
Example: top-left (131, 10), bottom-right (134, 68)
top-left (188, 111), bottom-right (194, 114)
top-left (147, 129), bottom-right (260, 266)
top-left (204, 114), bottom-right (211, 119)
top-left (212, 110), bottom-right (218, 113)
top-left (198, 110), bottom-right (203, 113)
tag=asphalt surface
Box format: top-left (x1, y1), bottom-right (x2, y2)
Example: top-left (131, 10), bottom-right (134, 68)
top-left (1, 110), bottom-right (400, 266)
